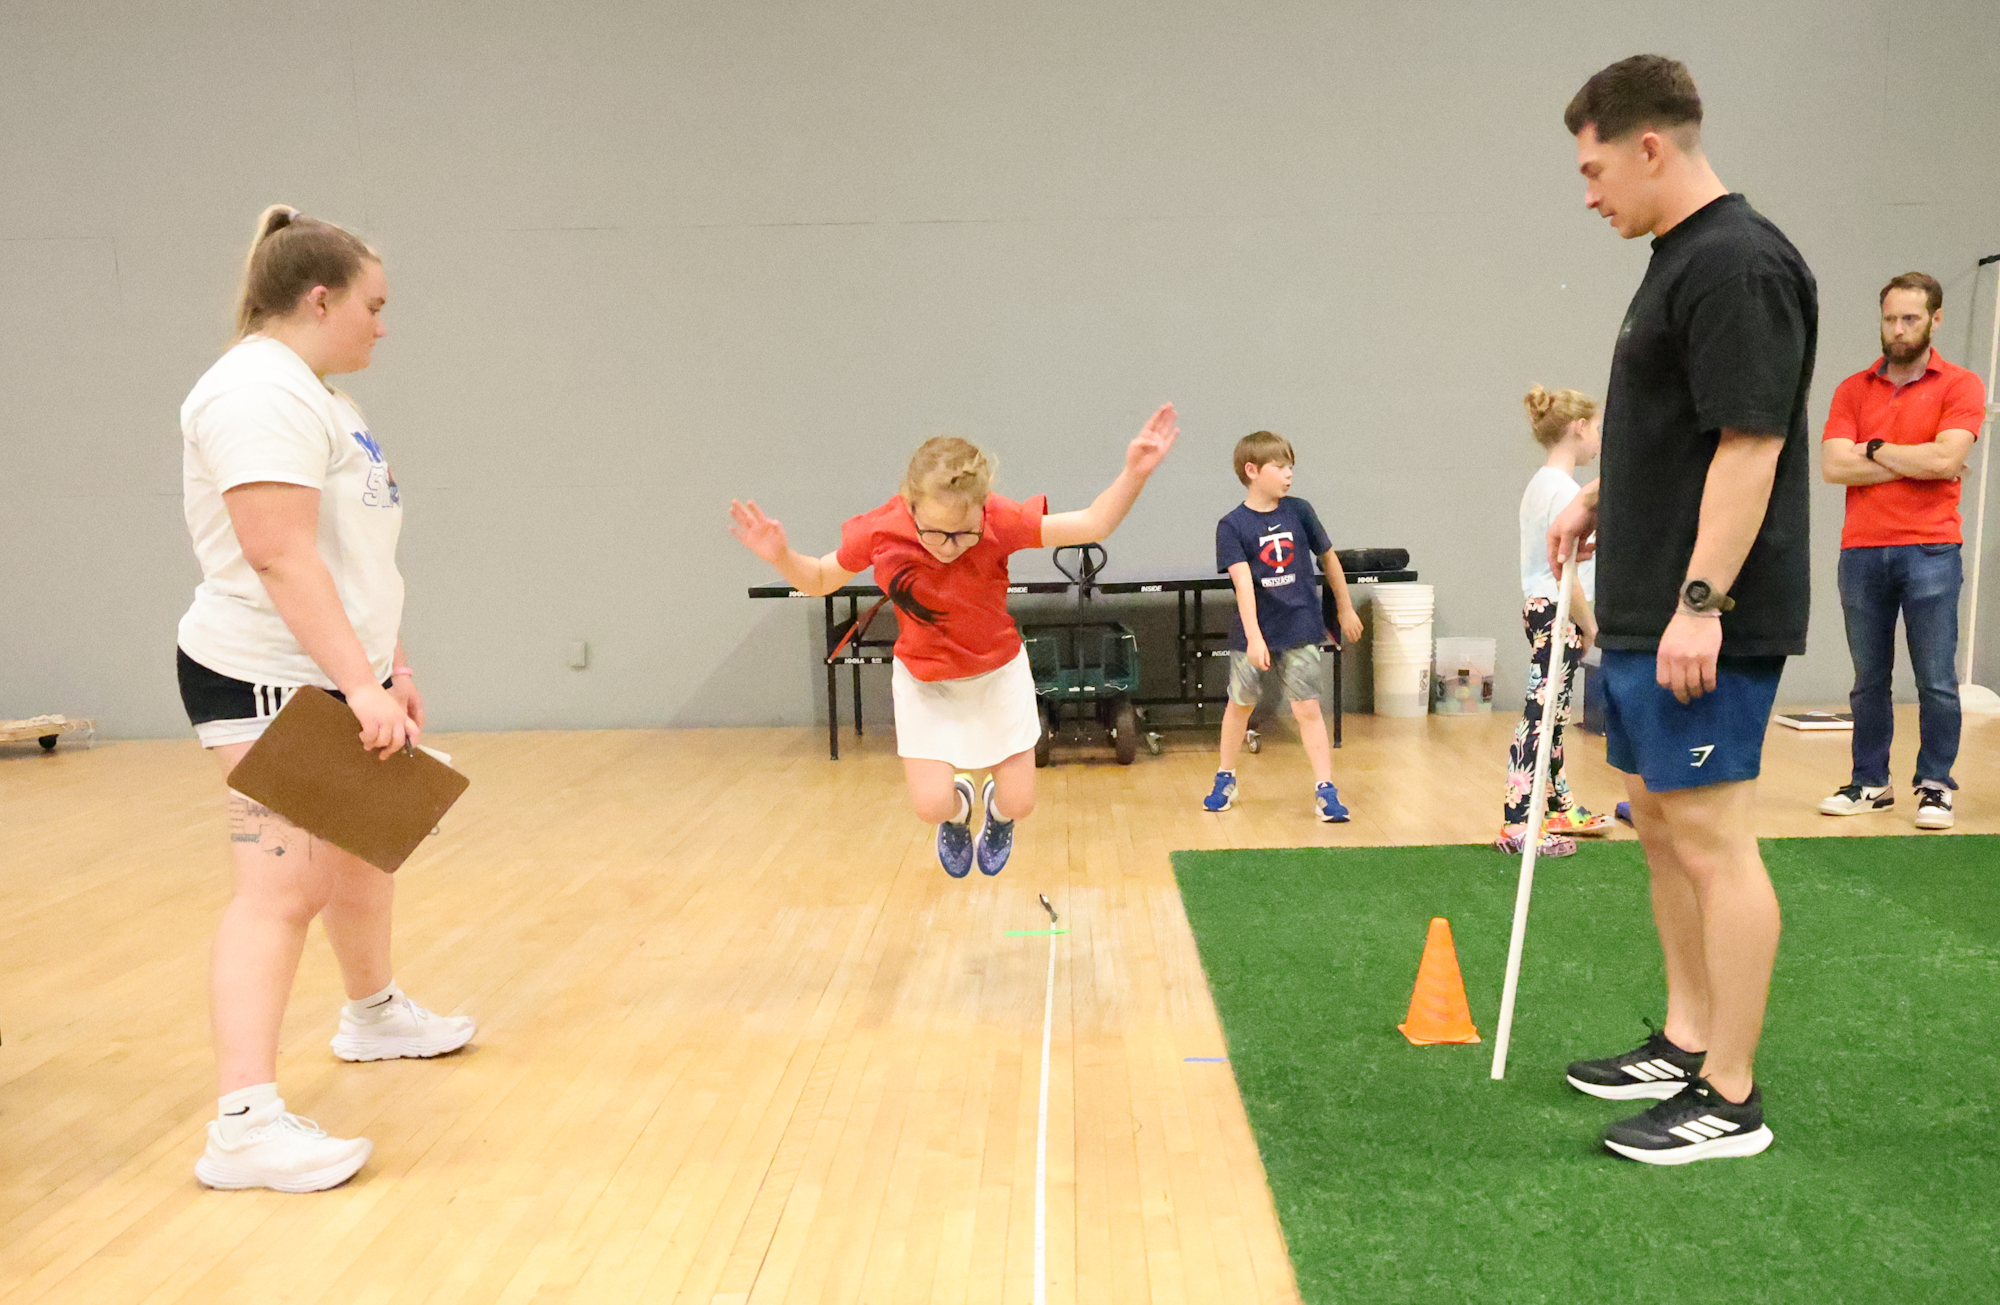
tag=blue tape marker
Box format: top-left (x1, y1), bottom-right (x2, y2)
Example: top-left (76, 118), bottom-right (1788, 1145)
top-left (1184, 1057), bottom-right (1228, 1063)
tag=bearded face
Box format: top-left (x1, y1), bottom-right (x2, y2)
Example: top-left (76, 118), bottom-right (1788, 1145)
top-left (1882, 319), bottom-right (1931, 365)
top-left (1880, 287), bottom-right (1937, 366)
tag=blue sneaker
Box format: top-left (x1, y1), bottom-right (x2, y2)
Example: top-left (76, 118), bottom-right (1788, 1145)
top-left (936, 774), bottom-right (976, 878)
top-left (1315, 782), bottom-right (1349, 823)
top-left (976, 776), bottom-right (1014, 876)
top-left (1202, 771), bottom-right (1237, 812)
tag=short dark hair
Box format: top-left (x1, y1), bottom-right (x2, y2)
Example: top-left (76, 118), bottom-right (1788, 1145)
top-left (1232, 431), bottom-right (1294, 486)
top-left (1564, 55), bottom-right (1703, 143)
top-left (1879, 272), bottom-right (1943, 316)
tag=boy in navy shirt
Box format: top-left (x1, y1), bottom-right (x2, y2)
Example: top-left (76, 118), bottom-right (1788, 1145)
top-left (1204, 431), bottom-right (1365, 820)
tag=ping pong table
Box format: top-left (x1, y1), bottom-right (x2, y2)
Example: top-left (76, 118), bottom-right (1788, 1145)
top-left (749, 564), bottom-right (1417, 759)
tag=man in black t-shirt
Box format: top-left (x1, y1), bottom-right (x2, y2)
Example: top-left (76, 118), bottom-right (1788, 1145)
top-left (1547, 55), bottom-right (1817, 1165)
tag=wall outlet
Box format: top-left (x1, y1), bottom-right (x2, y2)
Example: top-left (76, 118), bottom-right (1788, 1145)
top-left (567, 641), bottom-right (590, 670)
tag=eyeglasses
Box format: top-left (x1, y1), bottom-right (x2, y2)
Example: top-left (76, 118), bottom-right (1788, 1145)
top-left (914, 521), bottom-right (984, 548)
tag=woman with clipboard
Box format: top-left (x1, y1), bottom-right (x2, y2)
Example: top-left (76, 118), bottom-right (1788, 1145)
top-left (175, 207), bottom-right (473, 1192)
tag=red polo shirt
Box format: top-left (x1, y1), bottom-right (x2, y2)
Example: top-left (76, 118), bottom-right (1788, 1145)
top-left (1822, 349), bottom-right (1987, 548)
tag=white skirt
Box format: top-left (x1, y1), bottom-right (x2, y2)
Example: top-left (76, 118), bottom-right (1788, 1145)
top-left (892, 646), bottom-right (1043, 769)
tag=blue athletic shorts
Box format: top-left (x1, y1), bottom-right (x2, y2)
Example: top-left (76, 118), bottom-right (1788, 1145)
top-left (1599, 649), bottom-right (1786, 792)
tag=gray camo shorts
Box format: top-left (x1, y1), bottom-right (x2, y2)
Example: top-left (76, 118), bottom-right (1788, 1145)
top-left (1227, 643), bottom-right (1324, 707)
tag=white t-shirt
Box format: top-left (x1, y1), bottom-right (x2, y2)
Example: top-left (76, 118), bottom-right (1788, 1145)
top-left (1519, 466), bottom-right (1596, 604)
top-left (178, 336), bottom-right (404, 688)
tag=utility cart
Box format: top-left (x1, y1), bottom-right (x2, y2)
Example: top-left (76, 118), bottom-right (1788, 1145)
top-left (1021, 545), bottom-right (1151, 766)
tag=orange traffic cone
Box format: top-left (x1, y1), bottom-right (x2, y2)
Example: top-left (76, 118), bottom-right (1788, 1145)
top-left (1398, 917), bottom-right (1481, 1045)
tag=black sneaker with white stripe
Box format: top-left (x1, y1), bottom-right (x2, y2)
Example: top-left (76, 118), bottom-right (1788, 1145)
top-left (1602, 1077), bottom-right (1773, 1165)
top-left (1564, 1024), bottom-right (1703, 1100)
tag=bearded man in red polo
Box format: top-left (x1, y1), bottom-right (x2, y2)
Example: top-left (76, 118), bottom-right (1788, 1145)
top-left (1818, 272), bottom-right (1986, 830)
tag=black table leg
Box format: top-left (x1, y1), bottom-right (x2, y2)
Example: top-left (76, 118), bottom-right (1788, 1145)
top-left (1168, 592), bottom-right (1184, 712)
top-left (1193, 588), bottom-right (1207, 725)
top-left (1333, 641), bottom-right (1343, 748)
top-left (824, 596), bottom-right (840, 760)
top-left (850, 594), bottom-right (864, 738)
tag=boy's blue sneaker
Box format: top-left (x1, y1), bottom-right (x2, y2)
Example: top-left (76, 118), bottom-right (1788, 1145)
top-left (976, 776), bottom-right (1014, 876)
top-left (1315, 782), bottom-right (1349, 823)
top-left (937, 774), bottom-right (977, 878)
top-left (1202, 771), bottom-right (1237, 812)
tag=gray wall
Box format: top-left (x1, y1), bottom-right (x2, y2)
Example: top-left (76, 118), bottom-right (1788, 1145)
top-left (5, 0), bottom-right (1998, 736)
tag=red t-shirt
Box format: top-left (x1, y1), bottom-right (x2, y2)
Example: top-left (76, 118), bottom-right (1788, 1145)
top-left (836, 493), bottom-right (1047, 681)
top-left (1822, 350), bottom-right (1986, 548)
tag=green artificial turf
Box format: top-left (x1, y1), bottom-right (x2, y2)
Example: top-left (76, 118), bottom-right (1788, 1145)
top-left (1172, 836), bottom-right (2000, 1304)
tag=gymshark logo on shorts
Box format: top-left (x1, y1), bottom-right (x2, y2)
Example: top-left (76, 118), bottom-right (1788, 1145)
top-left (1690, 745), bottom-right (1715, 768)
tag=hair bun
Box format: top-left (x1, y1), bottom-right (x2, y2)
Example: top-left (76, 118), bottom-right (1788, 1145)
top-left (1522, 384), bottom-right (1598, 449)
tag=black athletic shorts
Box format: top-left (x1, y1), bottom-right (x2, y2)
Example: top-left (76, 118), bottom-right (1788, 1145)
top-left (177, 647), bottom-right (387, 745)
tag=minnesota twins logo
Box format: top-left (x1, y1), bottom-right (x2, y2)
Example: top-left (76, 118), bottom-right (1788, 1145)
top-left (1258, 528), bottom-right (1295, 569)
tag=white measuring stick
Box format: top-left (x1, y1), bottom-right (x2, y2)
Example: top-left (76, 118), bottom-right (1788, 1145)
top-left (1033, 927), bottom-right (1057, 1305)
top-left (1491, 543), bottom-right (1581, 1080)
top-left (1958, 256), bottom-right (2000, 707)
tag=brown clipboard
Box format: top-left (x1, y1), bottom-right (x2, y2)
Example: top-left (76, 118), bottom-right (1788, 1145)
top-left (225, 686), bottom-right (470, 873)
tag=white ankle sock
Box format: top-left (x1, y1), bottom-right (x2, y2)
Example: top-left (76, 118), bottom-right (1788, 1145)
top-left (951, 790), bottom-right (970, 824)
top-left (216, 1083), bottom-right (280, 1144)
top-left (344, 980), bottom-right (402, 1023)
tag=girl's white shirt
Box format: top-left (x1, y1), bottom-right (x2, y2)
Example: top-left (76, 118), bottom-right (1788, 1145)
top-left (178, 335), bottom-right (404, 687)
top-left (1519, 465), bottom-right (1596, 604)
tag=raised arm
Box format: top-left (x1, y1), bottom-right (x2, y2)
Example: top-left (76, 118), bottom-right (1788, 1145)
top-left (225, 481), bottom-right (416, 757)
top-left (729, 499), bottom-right (858, 596)
top-left (1040, 403), bottom-right (1179, 549)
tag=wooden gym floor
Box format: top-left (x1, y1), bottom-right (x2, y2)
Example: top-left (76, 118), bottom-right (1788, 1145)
top-left (1, 706), bottom-right (1993, 1304)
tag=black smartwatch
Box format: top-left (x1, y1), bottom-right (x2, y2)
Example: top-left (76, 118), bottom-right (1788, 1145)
top-left (1680, 579), bottom-right (1736, 614)
top-left (1865, 439), bottom-right (1886, 462)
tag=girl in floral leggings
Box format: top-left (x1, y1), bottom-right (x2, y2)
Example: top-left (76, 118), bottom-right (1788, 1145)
top-left (1497, 386), bottom-right (1613, 856)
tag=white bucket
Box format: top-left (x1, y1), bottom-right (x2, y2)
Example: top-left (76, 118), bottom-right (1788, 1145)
top-left (1433, 636), bottom-right (1497, 715)
top-left (1371, 584), bottom-right (1434, 717)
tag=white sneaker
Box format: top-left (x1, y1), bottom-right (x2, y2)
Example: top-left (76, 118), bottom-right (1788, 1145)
top-left (1915, 785), bottom-right (1955, 830)
top-left (1818, 784), bottom-right (1893, 816)
top-left (195, 1107), bottom-right (371, 1192)
top-left (330, 995), bottom-right (476, 1062)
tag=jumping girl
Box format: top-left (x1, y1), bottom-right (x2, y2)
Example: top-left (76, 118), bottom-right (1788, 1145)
top-left (730, 405), bottom-right (1178, 876)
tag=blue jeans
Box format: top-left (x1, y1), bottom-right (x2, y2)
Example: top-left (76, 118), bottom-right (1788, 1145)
top-left (1839, 544), bottom-right (1962, 789)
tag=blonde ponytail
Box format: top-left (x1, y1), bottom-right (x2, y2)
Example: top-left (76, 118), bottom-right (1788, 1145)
top-left (1522, 385), bottom-right (1598, 449)
top-left (233, 204), bottom-right (378, 339)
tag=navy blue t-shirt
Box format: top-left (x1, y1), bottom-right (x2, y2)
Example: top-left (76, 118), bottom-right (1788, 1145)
top-left (1215, 497), bottom-right (1333, 652)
